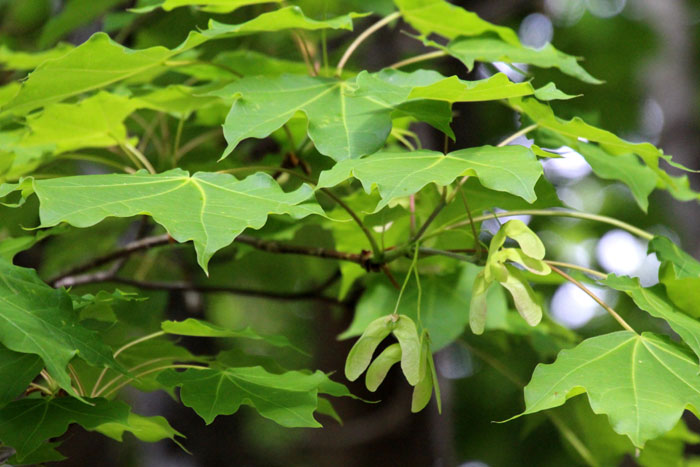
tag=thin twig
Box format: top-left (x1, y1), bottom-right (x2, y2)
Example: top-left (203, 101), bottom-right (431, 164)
top-left (434, 209), bottom-right (654, 241)
top-left (544, 260), bottom-right (608, 280)
top-left (390, 50), bottom-right (447, 69)
top-left (336, 12), bottom-right (401, 76)
top-left (292, 32), bottom-right (317, 76)
top-left (411, 187), bottom-right (447, 243)
top-left (175, 129), bottom-right (222, 162)
top-left (497, 123), bottom-right (538, 147)
top-left (549, 265), bottom-right (636, 333)
top-left (50, 234), bottom-right (173, 287)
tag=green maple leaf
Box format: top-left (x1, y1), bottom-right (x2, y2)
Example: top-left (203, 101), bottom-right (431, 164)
top-left (0, 397), bottom-right (179, 463)
top-left (158, 366), bottom-right (351, 427)
top-left (218, 70), bottom-right (535, 161)
top-left (317, 145), bottom-right (543, 209)
top-left (0, 259), bottom-right (122, 396)
top-left (519, 331), bottom-right (700, 447)
top-left (395, 0), bottom-right (519, 44)
top-left (9, 169), bottom-right (322, 272)
top-left (0, 345), bottom-right (42, 408)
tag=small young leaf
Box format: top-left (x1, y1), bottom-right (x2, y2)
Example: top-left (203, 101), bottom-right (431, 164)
top-left (161, 318), bottom-right (294, 348)
top-left (345, 315), bottom-right (394, 381)
top-left (365, 343), bottom-right (402, 392)
top-left (391, 315), bottom-right (422, 386)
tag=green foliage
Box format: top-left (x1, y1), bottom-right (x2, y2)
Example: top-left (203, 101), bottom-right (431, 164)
top-left (0, 0), bottom-right (698, 464)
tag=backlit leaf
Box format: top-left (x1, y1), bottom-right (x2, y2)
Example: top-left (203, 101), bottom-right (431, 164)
top-left (439, 35), bottom-right (601, 84)
top-left (317, 146), bottom-right (543, 208)
top-left (395, 0), bottom-right (519, 44)
top-left (132, 0), bottom-right (279, 13)
top-left (10, 169), bottom-right (322, 272)
top-left (161, 318), bottom-right (294, 348)
top-left (219, 71), bottom-right (534, 161)
top-left (519, 331), bottom-right (700, 447)
top-left (603, 274), bottom-right (700, 363)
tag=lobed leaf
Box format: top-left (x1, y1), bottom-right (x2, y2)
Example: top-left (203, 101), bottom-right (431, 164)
top-left (218, 70), bottom-right (535, 161)
top-left (133, 0), bottom-right (280, 13)
top-left (394, 0), bottom-right (519, 44)
top-left (0, 345), bottom-right (42, 408)
top-left (603, 274), bottom-right (700, 363)
top-left (158, 366), bottom-right (347, 427)
top-left (161, 318), bottom-right (294, 348)
top-left (10, 169), bottom-right (322, 273)
top-left (317, 146), bottom-right (543, 209)
top-left (438, 35), bottom-right (601, 84)
top-left (519, 331), bottom-right (700, 447)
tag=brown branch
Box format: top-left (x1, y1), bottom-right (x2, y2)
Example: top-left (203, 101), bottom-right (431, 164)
top-left (88, 273), bottom-right (342, 305)
top-left (50, 234), bottom-right (173, 287)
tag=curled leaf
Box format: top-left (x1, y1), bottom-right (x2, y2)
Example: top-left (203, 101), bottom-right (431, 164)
top-left (365, 343), bottom-right (402, 392)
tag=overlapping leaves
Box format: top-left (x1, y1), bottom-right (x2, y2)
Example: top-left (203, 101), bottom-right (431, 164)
top-left (218, 70), bottom-right (536, 161)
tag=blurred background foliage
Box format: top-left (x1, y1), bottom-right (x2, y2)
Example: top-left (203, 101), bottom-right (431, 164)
top-left (0, 0), bottom-right (699, 466)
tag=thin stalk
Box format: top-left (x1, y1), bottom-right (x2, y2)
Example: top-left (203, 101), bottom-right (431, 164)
top-left (336, 12), bottom-right (401, 76)
top-left (319, 188), bottom-right (383, 260)
top-left (172, 115), bottom-right (185, 165)
top-left (176, 129), bottom-right (221, 162)
top-left (102, 364), bottom-right (207, 398)
top-left (549, 265), bottom-right (636, 333)
top-left (28, 382), bottom-right (53, 396)
top-left (392, 244), bottom-right (420, 316)
top-left (544, 260), bottom-right (608, 280)
top-left (119, 141), bottom-right (156, 174)
top-left (321, 29), bottom-right (329, 76)
top-left (412, 246), bottom-right (423, 328)
top-left (498, 123), bottom-right (538, 147)
top-left (434, 210), bottom-right (654, 241)
top-left (68, 364), bottom-right (85, 397)
top-left (391, 128), bottom-right (416, 151)
top-left (91, 331), bottom-right (166, 397)
top-left (390, 50), bottom-right (447, 69)
top-left (293, 32), bottom-right (317, 76)
top-left (417, 247), bottom-right (473, 262)
top-left (456, 182), bottom-right (482, 259)
top-left (411, 187), bottom-right (447, 243)
top-left (93, 357), bottom-right (172, 397)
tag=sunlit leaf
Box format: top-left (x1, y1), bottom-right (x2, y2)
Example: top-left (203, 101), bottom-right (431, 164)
top-left (519, 331), bottom-right (700, 447)
top-left (394, 0), bottom-right (519, 44)
top-left (317, 146), bottom-right (543, 208)
top-left (161, 318), bottom-right (295, 348)
top-left (437, 35), bottom-right (601, 84)
top-left (603, 274), bottom-right (700, 363)
top-left (8, 169), bottom-right (322, 272)
top-left (512, 97), bottom-right (699, 205)
top-left (132, 0), bottom-right (279, 13)
top-left (219, 71), bottom-right (534, 161)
